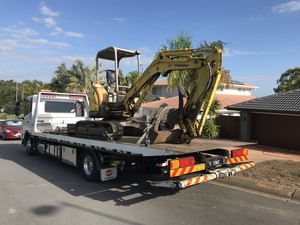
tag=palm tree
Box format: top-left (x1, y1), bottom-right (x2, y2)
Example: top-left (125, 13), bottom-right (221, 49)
top-left (68, 60), bottom-right (97, 94)
top-left (198, 40), bottom-right (232, 86)
top-left (49, 63), bottom-right (70, 92)
top-left (161, 30), bottom-right (193, 50)
top-left (198, 40), bottom-right (227, 50)
top-left (161, 30), bottom-right (193, 91)
top-left (201, 99), bottom-right (221, 138)
top-left (126, 70), bottom-right (139, 85)
top-left (162, 31), bottom-right (231, 90)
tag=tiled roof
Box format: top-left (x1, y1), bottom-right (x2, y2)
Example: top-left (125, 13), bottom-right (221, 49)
top-left (142, 94), bottom-right (256, 109)
top-left (215, 94), bottom-right (256, 109)
top-left (142, 96), bottom-right (183, 109)
top-left (153, 80), bottom-right (168, 86)
top-left (153, 79), bottom-right (257, 89)
top-left (227, 89), bottom-right (300, 114)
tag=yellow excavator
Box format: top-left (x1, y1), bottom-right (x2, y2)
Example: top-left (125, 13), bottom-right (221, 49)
top-left (74, 46), bottom-right (222, 145)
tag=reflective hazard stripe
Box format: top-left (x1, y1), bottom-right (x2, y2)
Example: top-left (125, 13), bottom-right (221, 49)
top-left (179, 174), bottom-right (217, 188)
top-left (234, 162), bottom-right (254, 172)
top-left (150, 161), bottom-right (255, 189)
top-left (227, 155), bottom-right (248, 164)
top-left (170, 163), bottom-right (205, 178)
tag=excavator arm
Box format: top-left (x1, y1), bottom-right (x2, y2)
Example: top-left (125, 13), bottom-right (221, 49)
top-left (124, 47), bottom-right (222, 143)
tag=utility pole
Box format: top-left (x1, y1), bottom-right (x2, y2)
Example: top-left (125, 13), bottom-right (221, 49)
top-left (15, 81), bottom-right (18, 102)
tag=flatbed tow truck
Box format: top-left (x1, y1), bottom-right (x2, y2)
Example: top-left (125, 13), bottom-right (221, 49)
top-left (16, 46), bottom-right (254, 189)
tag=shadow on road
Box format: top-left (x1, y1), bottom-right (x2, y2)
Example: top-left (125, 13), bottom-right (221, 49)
top-left (0, 142), bottom-right (179, 206)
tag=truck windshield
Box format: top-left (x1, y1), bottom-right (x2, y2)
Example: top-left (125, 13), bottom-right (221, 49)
top-left (45, 101), bottom-right (75, 113)
top-left (6, 120), bottom-right (23, 126)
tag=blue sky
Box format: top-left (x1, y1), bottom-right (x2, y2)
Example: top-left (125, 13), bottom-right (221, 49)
top-left (0, 0), bottom-right (300, 97)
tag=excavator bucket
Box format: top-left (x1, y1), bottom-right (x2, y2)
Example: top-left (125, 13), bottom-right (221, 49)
top-left (147, 129), bottom-right (181, 144)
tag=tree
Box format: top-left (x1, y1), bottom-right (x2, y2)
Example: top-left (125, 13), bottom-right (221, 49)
top-left (49, 60), bottom-right (99, 94)
top-left (68, 60), bottom-right (97, 94)
top-left (126, 70), bottom-right (139, 85)
top-left (198, 40), bottom-right (227, 50)
top-left (0, 80), bottom-right (18, 115)
top-left (161, 30), bottom-right (193, 91)
top-left (220, 69), bottom-right (232, 86)
top-left (161, 30), bottom-right (193, 50)
top-left (49, 63), bottom-right (70, 92)
top-left (201, 99), bottom-right (221, 138)
top-left (198, 40), bottom-right (232, 86)
top-left (162, 31), bottom-right (231, 90)
top-left (21, 80), bottom-right (48, 99)
top-left (273, 67), bottom-right (300, 93)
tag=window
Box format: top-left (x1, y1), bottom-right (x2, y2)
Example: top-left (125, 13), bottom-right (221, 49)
top-left (6, 120), bottom-right (23, 126)
top-left (45, 101), bottom-right (75, 113)
top-left (24, 98), bottom-right (32, 116)
top-left (152, 87), bottom-right (162, 95)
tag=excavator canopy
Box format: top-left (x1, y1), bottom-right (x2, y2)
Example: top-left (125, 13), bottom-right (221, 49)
top-left (96, 46), bottom-right (140, 62)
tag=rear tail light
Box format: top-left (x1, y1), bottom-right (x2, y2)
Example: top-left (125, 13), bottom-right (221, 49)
top-left (170, 157), bottom-right (195, 169)
top-left (170, 160), bottom-right (179, 170)
top-left (231, 148), bottom-right (248, 158)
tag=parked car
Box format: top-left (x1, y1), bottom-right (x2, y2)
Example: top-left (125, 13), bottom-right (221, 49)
top-left (0, 119), bottom-right (23, 140)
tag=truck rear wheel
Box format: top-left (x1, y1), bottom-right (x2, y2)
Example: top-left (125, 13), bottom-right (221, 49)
top-left (81, 150), bottom-right (100, 182)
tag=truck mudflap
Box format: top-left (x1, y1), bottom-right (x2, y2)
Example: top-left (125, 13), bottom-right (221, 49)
top-left (149, 161), bottom-right (255, 189)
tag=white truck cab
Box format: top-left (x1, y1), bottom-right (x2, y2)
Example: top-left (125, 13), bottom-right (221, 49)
top-left (22, 91), bottom-right (91, 137)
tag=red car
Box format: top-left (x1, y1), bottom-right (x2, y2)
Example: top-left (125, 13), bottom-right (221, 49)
top-left (0, 119), bottom-right (23, 140)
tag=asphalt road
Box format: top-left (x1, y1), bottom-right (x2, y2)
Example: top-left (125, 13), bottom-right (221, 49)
top-left (1, 140), bottom-right (300, 225)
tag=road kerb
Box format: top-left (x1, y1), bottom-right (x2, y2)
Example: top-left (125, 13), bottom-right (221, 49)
top-left (215, 176), bottom-right (298, 200)
top-left (292, 189), bottom-right (300, 201)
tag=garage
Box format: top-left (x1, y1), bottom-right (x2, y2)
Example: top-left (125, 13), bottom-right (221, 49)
top-left (251, 113), bottom-right (300, 150)
top-left (227, 89), bottom-right (300, 151)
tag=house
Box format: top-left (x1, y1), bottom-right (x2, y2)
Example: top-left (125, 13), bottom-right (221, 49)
top-left (227, 89), bottom-right (300, 151)
top-left (138, 79), bottom-right (257, 121)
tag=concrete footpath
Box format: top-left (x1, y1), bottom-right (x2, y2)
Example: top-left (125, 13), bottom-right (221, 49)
top-left (215, 144), bottom-right (300, 202)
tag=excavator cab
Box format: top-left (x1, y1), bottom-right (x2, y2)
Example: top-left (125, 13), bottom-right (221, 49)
top-left (89, 46), bottom-right (141, 119)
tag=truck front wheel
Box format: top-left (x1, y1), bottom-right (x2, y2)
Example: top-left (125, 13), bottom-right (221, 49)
top-left (81, 150), bottom-right (100, 182)
top-left (25, 138), bottom-right (35, 155)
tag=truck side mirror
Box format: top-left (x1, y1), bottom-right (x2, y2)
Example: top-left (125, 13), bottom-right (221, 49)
top-left (15, 101), bottom-right (23, 119)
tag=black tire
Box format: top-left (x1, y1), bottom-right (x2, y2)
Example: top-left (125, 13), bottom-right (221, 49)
top-left (81, 150), bottom-right (99, 182)
top-left (25, 138), bottom-right (35, 155)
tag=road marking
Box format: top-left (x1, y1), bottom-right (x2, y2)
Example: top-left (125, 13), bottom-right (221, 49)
top-left (8, 207), bottom-right (16, 214)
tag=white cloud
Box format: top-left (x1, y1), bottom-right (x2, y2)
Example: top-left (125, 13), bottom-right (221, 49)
top-left (33, 17), bottom-right (57, 28)
top-left (50, 28), bottom-right (84, 38)
top-left (63, 31), bottom-right (84, 38)
top-left (28, 39), bottom-right (69, 48)
top-left (32, 2), bottom-right (84, 38)
top-left (113, 18), bottom-right (125, 23)
top-left (272, 1), bottom-right (300, 13)
top-left (0, 39), bottom-right (19, 51)
top-left (44, 17), bottom-right (57, 28)
top-left (1, 26), bottom-right (38, 38)
top-left (39, 55), bottom-right (94, 66)
top-left (39, 1), bottom-right (59, 17)
top-left (0, 26), bottom-right (69, 49)
top-left (223, 48), bottom-right (276, 57)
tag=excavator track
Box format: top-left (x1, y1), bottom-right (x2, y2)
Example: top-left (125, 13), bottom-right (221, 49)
top-left (75, 120), bottom-right (124, 140)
